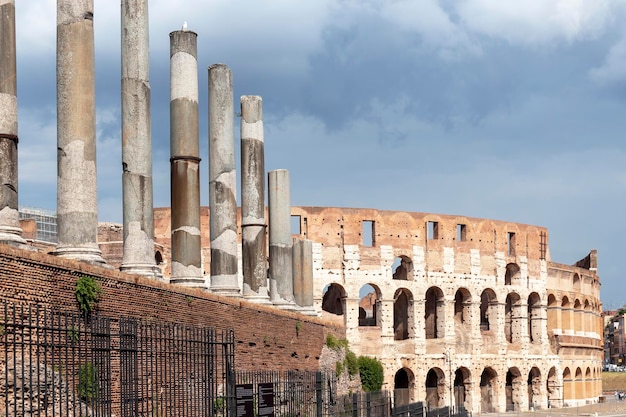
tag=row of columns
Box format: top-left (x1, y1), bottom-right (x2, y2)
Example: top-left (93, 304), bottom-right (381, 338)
top-left (0, 0), bottom-right (315, 313)
top-left (547, 303), bottom-right (602, 336)
top-left (169, 27), bottom-right (314, 311)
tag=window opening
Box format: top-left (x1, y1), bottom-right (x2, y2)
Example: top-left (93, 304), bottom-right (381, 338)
top-left (362, 220), bottom-right (375, 247)
top-left (507, 232), bottom-right (516, 256)
top-left (291, 215), bottom-right (301, 235)
top-left (427, 221), bottom-right (439, 240)
top-left (457, 224), bottom-right (466, 241)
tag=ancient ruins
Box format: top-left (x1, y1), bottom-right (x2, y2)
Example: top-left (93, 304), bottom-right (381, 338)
top-left (0, 0), bottom-right (602, 414)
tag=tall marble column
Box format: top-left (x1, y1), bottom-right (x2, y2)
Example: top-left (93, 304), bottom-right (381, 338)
top-left (241, 95), bottom-right (269, 302)
top-left (208, 64), bottom-right (239, 295)
top-left (120, 0), bottom-right (160, 278)
top-left (54, 0), bottom-right (104, 264)
top-left (169, 28), bottom-right (203, 287)
top-left (0, 0), bottom-right (24, 245)
top-left (268, 169), bottom-right (295, 308)
top-left (292, 238), bottom-right (317, 315)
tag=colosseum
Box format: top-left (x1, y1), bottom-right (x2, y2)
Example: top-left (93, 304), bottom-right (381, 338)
top-left (122, 205), bottom-right (603, 414)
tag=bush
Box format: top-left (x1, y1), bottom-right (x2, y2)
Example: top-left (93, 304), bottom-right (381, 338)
top-left (358, 356), bottom-right (384, 392)
top-left (78, 362), bottom-right (98, 401)
top-left (345, 350), bottom-right (359, 376)
top-left (326, 334), bottom-right (348, 350)
top-left (75, 275), bottom-right (101, 314)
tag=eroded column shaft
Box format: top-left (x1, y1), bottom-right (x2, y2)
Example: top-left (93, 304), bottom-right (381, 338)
top-left (55, 0), bottom-right (104, 263)
top-left (293, 238), bottom-right (314, 308)
top-left (0, 0), bottom-right (24, 244)
top-left (120, 0), bottom-right (159, 277)
top-left (208, 64), bottom-right (239, 295)
top-left (241, 95), bottom-right (268, 302)
top-left (268, 169), bottom-right (294, 306)
top-left (170, 29), bottom-right (203, 286)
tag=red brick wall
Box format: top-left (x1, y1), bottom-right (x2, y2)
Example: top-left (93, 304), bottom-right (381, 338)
top-left (0, 243), bottom-right (344, 371)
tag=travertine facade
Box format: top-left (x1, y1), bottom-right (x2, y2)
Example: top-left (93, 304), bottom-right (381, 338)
top-left (152, 206), bottom-right (603, 413)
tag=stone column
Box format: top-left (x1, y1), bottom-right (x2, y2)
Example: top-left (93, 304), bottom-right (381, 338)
top-left (54, 0), bottom-right (104, 264)
top-left (268, 169), bottom-right (295, 308)
top-left (169, 28), bottom-right (203, 286)
top-left (120, 0), bottom-right (159, 277)
top-left (240, 95), bottom-right (269, 302)
top-left (292, 238), bottom-right (317, 315)
top-left (0, 0), bottom-right (24, 245)
top-left (208, 63), bottom-right (239, 295)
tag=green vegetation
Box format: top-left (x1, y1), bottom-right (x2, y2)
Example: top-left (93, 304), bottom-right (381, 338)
top-left (67, 325), bottom-right (80, 343)
top-left (357, 356), bottom-right (384, 392)
top-left (74, 275), bottom-right (101, 315)
top-left (345, 350), bottom-right (359, 376)
top-left (295, 321), bottom-right (303, 334)
top-left (326, 334), bottom-right (349, 350)
top-left (78, 362), bottom-right (98, 401)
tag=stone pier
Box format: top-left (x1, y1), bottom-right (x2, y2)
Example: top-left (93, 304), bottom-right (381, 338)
top-left (120, 0), bottom-right (160, 278)
top-left (169, 28), bottom-right (203, 287)
top-left (0, 0), bottom-right (24, 245)
top-left (241, 95), bottom-right (269, 302)
top-left (208, 64), bottom-right (239, 295)
top-left (268, 169), bottom-right (295, 308)
top-left (54, 0), bottom-right (104, 264)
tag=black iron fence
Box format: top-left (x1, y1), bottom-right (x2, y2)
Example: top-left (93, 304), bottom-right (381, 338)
top-left (0, 303), bottom-right (235, 416)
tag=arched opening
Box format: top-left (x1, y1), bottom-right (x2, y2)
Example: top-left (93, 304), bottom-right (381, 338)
top-left (394, 368), bottom-right (414, 407)
top-left (425, 287), bottom-right (444, 339)
top-left (561, 296), bottom-right (571, 333)
top-left (454, 288), bottom-right (472, 345)
top-left (574, 299), bottom-right (582, 333)
top-left (454, 367), bottom-right (471, 411)
top-left (585, 367), bottom-right (591, 401)
top-left (575, 368), bottom-right (583, 401)
top-left (425, 368), bottom-right (445, 408)
top-left (480, 289), bottom-right (497, 332)
top-left (528, 293), bottom-right (541, 343)
top-left (155, 251), bottom-right (163, 265)
top-left (358, 284), bottom-right (380, 327)
top-left (506, 368), bottom-right (522, 411)
top-left (480, 367), bottom-right (497, 413)
top-left (528, 367), bottom-right (541, 410)
top-left (547, 293), bottom-right (558, 332)
top-left (392, 256), bottom-right (413, 281)
top-left (563, 368), bottom-right (572, 402)
top-left (505, 263), bottom-right (521, 286)
top-left (505, 292), bottom-right (521, 343)
top-left (573, 273), bottom-right (581, 291)
top-left (394, 288), bottom-right (413, 340)
top-left (547, 367), bottom-right (559, 408)
top-left (322, 283), bottom-right (346, 316)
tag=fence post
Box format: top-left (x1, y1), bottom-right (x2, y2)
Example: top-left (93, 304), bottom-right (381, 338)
top-left (316, 371), bottom-right (323, 417)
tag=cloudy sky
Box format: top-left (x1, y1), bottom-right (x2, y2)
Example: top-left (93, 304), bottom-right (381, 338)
top-left (12, 0), bottom-right (626, 308)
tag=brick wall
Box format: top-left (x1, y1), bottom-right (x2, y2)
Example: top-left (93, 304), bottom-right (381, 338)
top-left (0, 243), bottom-right (344, 371)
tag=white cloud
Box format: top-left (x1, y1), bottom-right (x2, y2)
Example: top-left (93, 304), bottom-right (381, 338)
top-left (590, 36), bottom-right (626, 84)
top-left (456, 0), bottom-right (614, 46)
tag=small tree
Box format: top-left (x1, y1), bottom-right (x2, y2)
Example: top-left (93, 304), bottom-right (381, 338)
top-left (358, 356), bottom-right (384, 392)
top-left (75, 275), bottom-right (102, 315)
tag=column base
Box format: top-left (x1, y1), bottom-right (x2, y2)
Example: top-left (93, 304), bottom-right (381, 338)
top-left (53, 246), bottom-right (106, 265)
top-left (0, 227), bottom-right (26, 246)
top-left (120, 263), bottom-right (164, 281)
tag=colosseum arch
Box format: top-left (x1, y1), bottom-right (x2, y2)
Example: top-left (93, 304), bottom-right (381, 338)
top-left (573, 273), bottom-right (581, 292)
top-left (505, 292), bottom-right (522, 343)
top-left (584, 367), bottom-right (592, 401)
top-left (574, 367), bottom-right (583, 401)
top-left (528, 292), bottom-right (542, 343)
top-left (527, 367), bottom-right (541, 410)
top-left (584, 299), bottom-right (591, 335)
top-left (480, 289), bottom-right (498, 332)
top-left (393, 288), bottom-right (413, 340)
top-left (425, 287), bottom-right (445, 339)
top-left (547, 293), bottom-right (558, 332)
top-left (454, 367), bottom-right (472, 411)
top-left (547, 367), bottom-right (560, 408)
top-left (563, 368), bottom-right (573, 402)
top-left (561, 296), bottom-right (572, 334)
top-left (425, 368), bottom-right (446, 408)
top-left (480, 367), bottom-right (498, 413)
top-left (506, 367), bottom-right (523, 411)
top-left (505, 263), bottom-right (521, 286)
top-left (358, 284), bottom-right (381, 327)
top-left (392, 255), bottom-right (414, 281)
top-left (573, 299), bottom-right (582, 333)
top-left (322, 283), bottom-right (346, 316)
top-left (394, 367), bottom-right (415, 407)
top-left (454, 288), bottom-right (472, 342)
